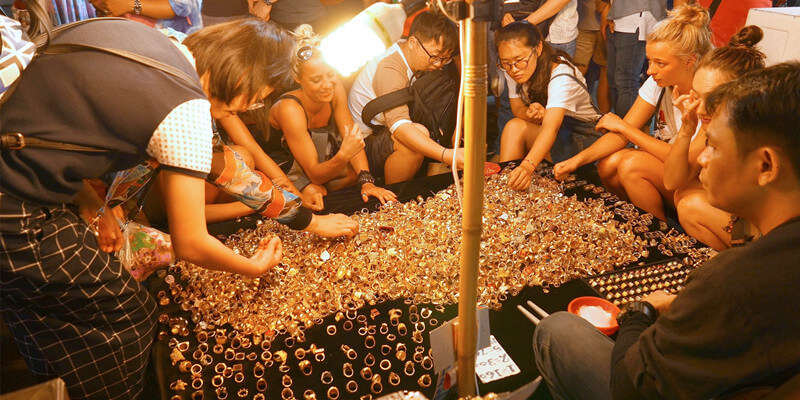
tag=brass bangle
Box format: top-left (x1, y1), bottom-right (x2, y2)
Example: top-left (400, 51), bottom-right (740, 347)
top-left (388, 371), bottom-right (401, 386)
top-left (295, 347), bottom-right (306, 360)
top-left (404, 360), bottom-right (415, 376)
top-left (364, 353), bottom-right (375, 366)
top-left (360, 366), bottom-right (373, 380)
top-left (418, 374), bottom-right (432, 387)
top-left (299, 359), bottom-right (313, 376)
top-left (342, 362), bottom-right (354, 378)
top-left (326, 386), bottom-right (340, 400)
top-left (256, 377), bottom-right (268, 392)
top-left (321, 370), bottom-right (334, 385)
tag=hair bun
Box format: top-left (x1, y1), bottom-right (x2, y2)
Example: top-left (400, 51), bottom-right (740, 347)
top-left (729, 25), bottom-right (763, 49)
top-left (292, 24), bottom-right (319, 47)
top-left (669, 4), bottom-right (710, 28)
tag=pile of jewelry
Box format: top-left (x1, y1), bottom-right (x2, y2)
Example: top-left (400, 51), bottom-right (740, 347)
top-left (172, 169), bottom-right (648, 338)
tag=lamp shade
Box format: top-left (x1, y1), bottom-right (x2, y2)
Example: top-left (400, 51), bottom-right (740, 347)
top-left (320, 3), bottom-right (407, 76)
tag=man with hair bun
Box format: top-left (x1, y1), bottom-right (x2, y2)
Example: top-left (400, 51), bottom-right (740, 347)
top-left (532, 62), bottom-right (800, 400)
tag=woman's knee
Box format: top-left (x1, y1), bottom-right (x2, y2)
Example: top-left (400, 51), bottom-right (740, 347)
top-left (675, 189), bottom-right (714, 225)
top-left (302, 183), bottom-right (327, 197)
top-left (229, 145), bottom-right (255, 169)
top-left (597, 149), bottom-right (628, 180)
top-left (392, 140), bottom-right (425, 165)
top-left (617, 151), bottom-right (651, 183)
top-left (501, 118), bottom-right (530, 142)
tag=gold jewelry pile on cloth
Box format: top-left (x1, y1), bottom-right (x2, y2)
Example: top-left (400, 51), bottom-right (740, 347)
top-left (172, 170), bottom-right (654, 339)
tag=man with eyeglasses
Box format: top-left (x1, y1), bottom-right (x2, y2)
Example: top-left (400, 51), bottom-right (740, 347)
top-left (348, 11), bottom-right (462, 184)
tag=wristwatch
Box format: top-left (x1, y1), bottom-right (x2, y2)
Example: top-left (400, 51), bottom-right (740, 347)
top-left (132, 0), bottom-right (142, 15)
top-left (616, 301), bottom-right (658, 325)
top-left (262, 0), bottom-right (274, 5)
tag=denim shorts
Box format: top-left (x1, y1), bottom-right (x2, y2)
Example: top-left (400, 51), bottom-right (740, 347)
top-left (550, 116), bottom-right (602, 163)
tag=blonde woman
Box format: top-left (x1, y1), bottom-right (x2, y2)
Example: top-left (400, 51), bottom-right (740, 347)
top-left (554, 4), bottom-right (711, 221)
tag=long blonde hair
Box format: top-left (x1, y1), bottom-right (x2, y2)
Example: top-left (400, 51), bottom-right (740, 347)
top-left (647, 4), bottom-right (712, 62)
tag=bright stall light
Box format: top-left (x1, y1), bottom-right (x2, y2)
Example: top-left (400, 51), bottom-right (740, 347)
top-left (320, 3), bottom-right (407, 76)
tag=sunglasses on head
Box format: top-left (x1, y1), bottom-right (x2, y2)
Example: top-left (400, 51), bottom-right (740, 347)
top-left (296, 45), bottom-right (317, 62)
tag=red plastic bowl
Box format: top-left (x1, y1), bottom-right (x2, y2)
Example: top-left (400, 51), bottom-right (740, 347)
top-left (568, 296), bottom-right (621, 336)
top-left (485, 162), bottom-right (501, 176)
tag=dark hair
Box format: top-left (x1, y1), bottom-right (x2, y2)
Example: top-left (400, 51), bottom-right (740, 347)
top-left (695, 26), bottom-right (765, 79)
top-left (706, 62), bottom-right (800, 177)
top-left (408, 11), bottom-right (458, 55)
top-left (184, 19), bottom-right (294, 104)
top-left (494, 21), bottom-right (573, 105)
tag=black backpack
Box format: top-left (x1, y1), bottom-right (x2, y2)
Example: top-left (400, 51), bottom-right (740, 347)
top-left (361, 68), bottom-right (458, 146)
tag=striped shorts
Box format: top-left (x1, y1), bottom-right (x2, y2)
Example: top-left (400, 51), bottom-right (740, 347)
top-left (0, 192), bottom-right (157, 400)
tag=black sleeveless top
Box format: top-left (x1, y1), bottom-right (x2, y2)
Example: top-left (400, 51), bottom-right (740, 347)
top-left (0, 19), bottom-right (206, 205)
top-left (262, 94), bottom-right (334, 173)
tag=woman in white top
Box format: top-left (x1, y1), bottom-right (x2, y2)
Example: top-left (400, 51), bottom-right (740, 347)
top-left (554, 4), bottom-right (711, 221)
top-left (497, 20), bottom-right (602, 191)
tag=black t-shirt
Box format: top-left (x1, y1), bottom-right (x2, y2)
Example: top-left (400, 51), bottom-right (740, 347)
top-left (616, 216), bottom-right (800, 399)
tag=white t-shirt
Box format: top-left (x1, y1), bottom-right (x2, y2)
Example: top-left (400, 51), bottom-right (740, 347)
top-left (348, 42), bottom-right (414, 137)
top-left (613, 11), bottom-right (659, 41)
top-left (506, 61), bottom-right (599, 122)
top-left (638, 76), bottom-right (701, 144)
top-left (548, 0), bottom-right (579, 44)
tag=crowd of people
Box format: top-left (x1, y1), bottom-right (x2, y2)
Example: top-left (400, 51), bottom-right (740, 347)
top-left (1, 0), bottom-right (799, 399)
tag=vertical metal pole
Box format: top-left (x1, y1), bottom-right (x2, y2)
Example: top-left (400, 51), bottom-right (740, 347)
top-left (457, 1), bottom-right (487, 397)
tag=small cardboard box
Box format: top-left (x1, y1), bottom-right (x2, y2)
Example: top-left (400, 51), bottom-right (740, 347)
top-left (746, 7), bottom-right (800, 65)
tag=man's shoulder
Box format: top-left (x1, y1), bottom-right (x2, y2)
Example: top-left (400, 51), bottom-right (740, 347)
top-left (695, 219), bottom-right (800, 285)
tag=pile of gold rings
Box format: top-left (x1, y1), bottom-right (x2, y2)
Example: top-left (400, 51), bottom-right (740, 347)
top-left (168, 169), bottom-right (656, 338)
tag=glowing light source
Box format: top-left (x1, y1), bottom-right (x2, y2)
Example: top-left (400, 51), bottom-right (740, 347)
top-left (320, 3), bottom-right (407, 76)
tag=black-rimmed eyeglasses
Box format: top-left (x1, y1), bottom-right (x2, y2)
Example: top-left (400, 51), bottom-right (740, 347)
top-left (414, 36), bottom-right (453, 66)
top-left (497, 48), bottom-right (536, 71)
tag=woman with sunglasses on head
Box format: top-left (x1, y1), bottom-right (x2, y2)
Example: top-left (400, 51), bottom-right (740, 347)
top-left (496, 20), bottom-right (603, 191)
top-left (270, 24), bottom-right (397, 204)
top-left (553, 4), bottom-right (711, 221)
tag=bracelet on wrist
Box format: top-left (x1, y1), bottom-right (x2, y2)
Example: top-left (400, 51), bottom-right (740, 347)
top-left (522, 159), bottom-right (535, 169)
top-left (356, 170), bottom-right (375, 189)
top-left (441, 147), bottom-right (447, 164)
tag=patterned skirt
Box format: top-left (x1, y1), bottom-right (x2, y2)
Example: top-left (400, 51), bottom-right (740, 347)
top-left (0, 192), bottom-right (157, 400)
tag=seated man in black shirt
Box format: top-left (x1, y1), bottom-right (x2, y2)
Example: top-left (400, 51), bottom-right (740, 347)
top-left (532, 61), bottom-right (800, 399)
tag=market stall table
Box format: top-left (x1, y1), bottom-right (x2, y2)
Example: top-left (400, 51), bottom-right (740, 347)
top-left (149, 162), bottom-right (714, 400)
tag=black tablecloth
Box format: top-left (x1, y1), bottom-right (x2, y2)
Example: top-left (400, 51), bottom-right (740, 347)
top-left (155, 162), bottom-right (698, 400)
